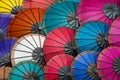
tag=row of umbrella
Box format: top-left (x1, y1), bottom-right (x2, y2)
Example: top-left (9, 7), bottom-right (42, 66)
top-left (0, 0), bottom-right (120, 80)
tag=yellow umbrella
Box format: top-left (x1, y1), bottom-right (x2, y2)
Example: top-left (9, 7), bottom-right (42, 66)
top-left (0, 0), bottom-right (24, 15)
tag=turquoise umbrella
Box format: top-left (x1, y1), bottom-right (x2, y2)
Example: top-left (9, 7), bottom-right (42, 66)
top-left (75, 21), bottom-right (110, 53)
top-left (8, 61), bottom-right (44, 80)
top-left (43, 1), bottom-right (79, 34)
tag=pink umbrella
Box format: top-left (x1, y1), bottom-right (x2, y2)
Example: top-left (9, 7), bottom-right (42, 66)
top-left (78, 0), bottom-right (120, 25)
top-left (108, 17), bottom-right (120, 47)
top-left (97, 46), bottom-right (120, 80)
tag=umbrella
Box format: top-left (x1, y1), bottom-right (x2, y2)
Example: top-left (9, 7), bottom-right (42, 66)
top-left (0, 67), bottom-right (11, 80)
top-left (43, 27), bottom-right (77, 62)
top-left (0, 14), bottom-right (14, 40)
top-left (97, 46), bottom-right (120, 80)
top-left (0, 0), bottom-right (24, 15)
top-left (75, 21), bottom-right (110, 53)
top-left (78, 0), bottom-right (120, 25)
top-left (7, 8), bottom-right (46, 38)
top-left (0, 37), bottom-right (17, 67)
top-left (42, 1), bottom-right (79, 34)
top-left (11, 34), bottom-right (46, 66)
top-left (8, 61), bottom-right (44, 80)
top-left (44, 54), bottom-right (73, 80)
top-left (24, 0), bottom-right (80, 9)
top-left (71, 51), bottom-right (101, 80)
top-left (108, 17), bottom-right (120, 47)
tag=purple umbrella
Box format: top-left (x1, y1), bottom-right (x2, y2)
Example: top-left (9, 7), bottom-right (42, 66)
top-left (78, 0), bottom-right (120, 25)
top-left (0, 14), bottom-right (14, 40)
top-left (0, 37), bottom-right (17, 67)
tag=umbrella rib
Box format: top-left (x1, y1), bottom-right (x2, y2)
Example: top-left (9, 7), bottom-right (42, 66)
top-left (74, 59), bottom-right (88, 67)
top-left (35, 65), bottom-right (43, 76)
top-left (30, 9), bottom-right (38, 24)
top-left (81, 74), bottom-right (90, 80)
top-left (100, 52), bottom-right (114, 61)
top-left (79, 31), bottom-right (97, 37)
top-left (58, 28), bottom-right (69, 43)
top-left (44, 50), bottom-right (65, 56)
top-left (73, 72), bottom-right (88, 76)
top-left (11, 55), bottom-right (32, 60)
top-left (8, 0), bottom-right (14, 7)
top-left (16, 42), bottom-right (34, 51)
top-left (0, 0), bottom-right (13, 8)
top-left (14, 66), bottom-right (26, 74)
top-left (46, 64), bottom-right (61, 72)
top-left (0, 15), bottom-right (11, 29)
top-left (8, 29), bottom-right (31, 32)
top-left (78, 9), bottom-right (103, 14)
top-left (107, 48), bottom-right (116, 60)
top-left (15, 16), bottom-right (33, 25)
top-left (31, 35), bottom-right (39, 48)
top-left (65, 1), bottom-right (74, 13)
top-left (89, 23), bottom-right (101, 34)
top-left (26, 1), bottom-right (51, 6)
top-left (38, 35), bottom-right (42, 50)
top-left (72, 67), bottom-right (87, 71)
top-left (11, 23), bottom-right (32, 28)
top-left (51, 57), bottom-right (62, 68)
top-left (23, 36), bottom-right (37, 49)
top-left (46, 37), bottom-right (65, 45)
top-left (58, 55), bottom-right (65, 67)
top-left (9, 73), bottom-right (25, 78)
top-left (21, 10), bottom-right (35, 24)
top-left (79, 12), bottom-right (104, 23)
top-left (0, 6), bottom-right (12, 10)
top-left (101, 70), bottom-right (114, 79)
top-left (3, 67), bottom-right (5, 79)
top-left (57, 2), bottom-right (71, 14)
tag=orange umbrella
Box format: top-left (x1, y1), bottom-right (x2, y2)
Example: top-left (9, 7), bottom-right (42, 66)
top-left (0, 67), bottom-right (11, 80)
top-left (23, 0), bottom-right (61, 9)
top-left (7, 8), bottom-right (46, 38)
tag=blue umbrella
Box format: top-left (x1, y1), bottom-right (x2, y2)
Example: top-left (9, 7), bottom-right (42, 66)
top-left (75, 21), bottom-right (110, 53)
top-left (71, 51), bottom-right (101, 80)
top-left (43, 1), bottom-right (79, 34)
top-left (8, 61), bottom-right (44, 80)
top-left (0, 37), bottom-right (17, 67)
top-left (0, 14), bottom-right (14, 39)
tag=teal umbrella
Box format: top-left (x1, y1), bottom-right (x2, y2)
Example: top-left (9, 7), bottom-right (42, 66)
top-left (42, 1), bottom-right (79, 34)
top-left (8, 61), bottom-right (44, 80)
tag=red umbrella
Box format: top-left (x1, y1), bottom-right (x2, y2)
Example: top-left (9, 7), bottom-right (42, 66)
top-left (44, 54), bottom-right (73, 80)
top-left (43, 27), bottom-right (77, 62)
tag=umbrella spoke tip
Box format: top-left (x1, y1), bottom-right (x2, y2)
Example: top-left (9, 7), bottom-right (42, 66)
top-left (11, 6), bottom-right (23, 15)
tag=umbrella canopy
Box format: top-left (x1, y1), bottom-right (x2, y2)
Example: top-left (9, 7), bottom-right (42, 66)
top-left (43, 27), bottom-right (77, 62)
top-left (42, 1), bottom-right (79, 34)
top-left (0, 14), bottom-right (14, 40)
top-left (44, 54), bottom-right (73, 80)
top-left (0, 67), bottom-right (11, 80)
top-left (108, 17), bottom-right (120, 47)
top-left (71, 51), bottom-right (101, 80)
top-left (24, 0), bottom-right (80, 9)
top-left (0, 0), bottom-right (24, 15)
top-left (97, 46), bottom-right (120, 80)
top-left (7, 8), bottom-right (46, 38)
top-left (75, 21), bottom-right (110, 53)
top-left (0, 37), bottom-right (17, 67)
top-left (11, 34), bottom-right (46, 66)
top-left (8, 61), bottom-right (44, 80)
top-left (78, 0), bottom-right (120, 25)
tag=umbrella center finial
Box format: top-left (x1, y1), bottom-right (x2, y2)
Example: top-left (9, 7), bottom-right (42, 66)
top-left (104, 4), bottom-right (120, 19)
top-left (67, 13), bottom-right (80, 29)
top-left (59, 66), bottom-right (72, 80)
top-left (114, 58), bottom-right (120, 75)
top-left (11, 6), bottom-right (23, 15)
top-left (32, 22), bottom-right (45, 35)
top-left (24, 72), bottom-right (39, 80)
top-left (65, 41), bottom-right (78, 57)
top-left (97, 33), bottom-right (109, 48)
top-left (0, 29), bottom-right (4, 39)
top-left (32, 47), bottom-right (45, 65)
top-left (88, 64), bottom-right (100, 80)
top-left (0, 53), bottom-right (11, 67)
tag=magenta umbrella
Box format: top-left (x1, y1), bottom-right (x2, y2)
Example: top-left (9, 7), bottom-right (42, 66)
top-left (108, 17), bottom-right (120, 47)
top-left (97, 46), bottom-right (120, 80)
top-left (78, 0), bottom-right (120, 25)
